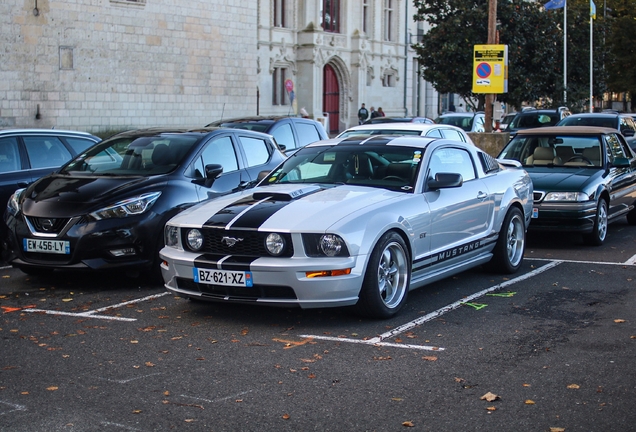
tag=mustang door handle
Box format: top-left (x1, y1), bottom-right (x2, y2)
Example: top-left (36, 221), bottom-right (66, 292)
top-left (477, 191), bottom-right (488, 200)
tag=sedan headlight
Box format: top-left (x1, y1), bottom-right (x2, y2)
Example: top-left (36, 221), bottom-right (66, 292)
top-left (164, 225), bottom-right (180, 248)
top-left (89, 192), bottom-right (161, 220)
top-left (7, 188), bottom-right (25, 216)
top-left (543, 192), bottom-right (589, 202)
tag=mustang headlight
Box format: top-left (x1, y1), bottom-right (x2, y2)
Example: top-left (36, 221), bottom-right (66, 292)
top-left (186, 229), bottom-right (204, 251)
top-left (164, 225), bottom-right (180, 248)
top-left (7, 188), bottom-right (25, 216)
top-left (543, 192), bottom-right (589, 202)
top-left (90, 192), bottom-right (161, 220)
top-left (265, 233), bottom-right (286, 256)
top-left (302, 234), bottom-right (349, 257)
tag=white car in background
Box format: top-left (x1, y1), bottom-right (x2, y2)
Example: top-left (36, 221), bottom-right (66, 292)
top-left (336, 122), bottom-right (475, 145)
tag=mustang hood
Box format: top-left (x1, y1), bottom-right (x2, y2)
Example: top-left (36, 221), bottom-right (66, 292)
top-left (21, 174), bottom-right (165, 217)
top-left (528, 168), bottom-right (602, 192)
top-left (170, 184), bottom-right (403, 232)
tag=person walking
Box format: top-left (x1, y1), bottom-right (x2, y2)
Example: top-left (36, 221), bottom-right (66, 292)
top-left (370, 106), bottom-right (379, 119)
top-left (358, 103), bottom-right (369, 124)
top-left (377, 107), bottom-right (385, 117)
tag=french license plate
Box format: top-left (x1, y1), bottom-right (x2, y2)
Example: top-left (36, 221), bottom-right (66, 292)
top-left (23, 238), bottom-right (70, 254)
top-left (532, 208), bottom-right (539, 218)
top-left (193, 267), bottom-right (253, 287)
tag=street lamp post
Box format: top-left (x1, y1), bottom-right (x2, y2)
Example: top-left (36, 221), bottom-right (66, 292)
top-left (485, 0), bottom-right (497, 132)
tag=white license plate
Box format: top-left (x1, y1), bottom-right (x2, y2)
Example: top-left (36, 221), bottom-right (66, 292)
top-left (23, 239), bottom-right (70, 254)
top-left (532, 208), bottom-right (539, 218)
top-left (193, 267), bottom-right (253, 287)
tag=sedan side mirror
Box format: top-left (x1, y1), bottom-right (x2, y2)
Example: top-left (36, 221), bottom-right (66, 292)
top-left (202, 163), bottom-right (223, 187)
top-left (427, 172), bottom-right (463, 190)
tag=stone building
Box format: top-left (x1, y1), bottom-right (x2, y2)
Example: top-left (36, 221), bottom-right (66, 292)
top-left (1, 0), bottom-right (439, 135)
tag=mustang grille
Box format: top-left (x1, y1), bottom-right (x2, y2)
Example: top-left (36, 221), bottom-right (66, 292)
top-left (183, 228), bottom-right (294, 257)
top-left (176, 278), bottom-right (297, 300)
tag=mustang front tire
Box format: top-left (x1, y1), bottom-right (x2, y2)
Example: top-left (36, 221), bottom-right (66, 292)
top-left (355, 231), bottom-right (410, 319)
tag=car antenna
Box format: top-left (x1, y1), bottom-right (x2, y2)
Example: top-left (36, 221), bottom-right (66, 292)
top-left (220, 103), bottom-right (225, 122)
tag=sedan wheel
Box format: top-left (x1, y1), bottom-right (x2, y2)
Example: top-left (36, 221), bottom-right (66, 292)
top-left (355, 231), bottom-right (410, 319)
top-left (584, 199), bottom-right (608, 246)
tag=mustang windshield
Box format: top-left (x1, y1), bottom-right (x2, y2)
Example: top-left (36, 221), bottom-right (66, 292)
top-left (61, 135), bottom-right (199, 175)
top-left (264, 145), bottom-right (423, 192)
top-left (499, 135), bottom-right (604, 167)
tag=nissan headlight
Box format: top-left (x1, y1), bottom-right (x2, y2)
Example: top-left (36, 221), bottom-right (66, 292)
top-left (7, 188), bottom-right (25, 216)
top-left (164, 225), bottom-right (180, 248)
top-left (543, 192), bottom-right (589, 202)
top-left (265, 233), bottom-right (286, 256)
top-left (186, 229), bottom-right (204, 251)
top-left (89, 192), bottom-right (161, 220)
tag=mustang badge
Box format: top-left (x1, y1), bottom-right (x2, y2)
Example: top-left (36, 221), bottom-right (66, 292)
top-left (221, 236), bottom-right (243, 247)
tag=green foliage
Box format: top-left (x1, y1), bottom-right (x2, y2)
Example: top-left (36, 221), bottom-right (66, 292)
top-left (414, 0), bottom-right (620, 112)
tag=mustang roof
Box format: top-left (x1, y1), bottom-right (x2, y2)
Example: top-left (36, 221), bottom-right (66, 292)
top-left (305, 135), bottom-right (438, 148)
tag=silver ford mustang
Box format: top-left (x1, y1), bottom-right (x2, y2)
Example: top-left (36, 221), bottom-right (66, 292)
top-left (159, 135), bottom-right (533, 318)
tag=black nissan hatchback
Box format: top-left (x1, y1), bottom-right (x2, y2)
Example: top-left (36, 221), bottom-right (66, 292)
top-left (4, 127), bottom-right (285, 277)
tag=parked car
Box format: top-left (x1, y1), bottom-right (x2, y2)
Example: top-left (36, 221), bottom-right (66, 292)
top-left (497, 126), bottom-right (636, 245)
top-left (4, 127), bottom-right (286, 277)
top-left (363, 116), bottom-right (434, 125)
top-left (555, 112), bottom-right (636, 151)
top-left (498, 112), bottom-right (518, 131)
top-left (205, 116), bottom-right (328, 155)
top-left (336, 122), bottom-right (475, 145)
top-left (506, 107), bottom-right (571, 137)
top-left (434, 112), bottom-right (486, 132)
top-left (0, 129), bottom-right (101, 260)
top-left (159, 135), bottom-right (533, 318)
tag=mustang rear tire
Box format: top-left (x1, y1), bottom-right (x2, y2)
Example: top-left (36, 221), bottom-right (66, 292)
top-left (355, 231), bottom-right (410, 319)
top-left (584, 199), bottom-right (608, 246)
top-left (485, 207), bottom-right (525, 274)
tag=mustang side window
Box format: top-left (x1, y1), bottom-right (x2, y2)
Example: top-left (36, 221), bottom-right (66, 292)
top-left (429, 148), bottom-right (476, 182)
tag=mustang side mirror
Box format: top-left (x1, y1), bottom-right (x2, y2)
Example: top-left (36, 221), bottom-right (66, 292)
top-left (427, 172), bottom-right (463, 190)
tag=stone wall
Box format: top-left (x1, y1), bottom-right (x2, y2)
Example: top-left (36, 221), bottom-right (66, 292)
top-left (468, 132), bottom-right (511, 157)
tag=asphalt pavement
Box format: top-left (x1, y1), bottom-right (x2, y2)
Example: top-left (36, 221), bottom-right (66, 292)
top-left (1, 222), bottom-right (635, 431)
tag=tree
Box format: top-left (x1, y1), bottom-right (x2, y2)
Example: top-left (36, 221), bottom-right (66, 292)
top-left (413, 0), bottom-right (607, 112)
top-left (605, 0), bottom-right (636, 110)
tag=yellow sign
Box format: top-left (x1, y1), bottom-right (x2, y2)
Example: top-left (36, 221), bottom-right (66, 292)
top-left (472, 45), bottom-right (508, 94)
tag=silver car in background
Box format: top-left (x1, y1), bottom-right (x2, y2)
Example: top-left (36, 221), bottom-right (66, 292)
top-left (160, 135), bottom-right (533, 319)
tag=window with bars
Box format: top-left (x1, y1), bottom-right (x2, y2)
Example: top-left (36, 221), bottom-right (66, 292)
top-left (272, 67), bottom-right (289, 106)
top-left (382, 73), bottom-right (396, 87)
top-left (321, 0), bottom-right (340, 33)
top-left (383, 0), bottom-right (395, 41)
top-left (362, 0), bottom-right (370, 34)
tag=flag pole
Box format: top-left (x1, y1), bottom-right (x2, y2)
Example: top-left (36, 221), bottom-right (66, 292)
top-left (564, 0), bottom-right (567, 104)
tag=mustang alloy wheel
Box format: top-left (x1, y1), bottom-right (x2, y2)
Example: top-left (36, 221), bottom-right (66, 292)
top-left (485, 207), bottom-right (525, 274)
top-left (584, 199), bottom-right (608, 246)
top-left (355, 231), bottom-right (410, 319)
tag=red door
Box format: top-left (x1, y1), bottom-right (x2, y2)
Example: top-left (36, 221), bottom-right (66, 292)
top-left (323, 64), bottom-right (340, 135)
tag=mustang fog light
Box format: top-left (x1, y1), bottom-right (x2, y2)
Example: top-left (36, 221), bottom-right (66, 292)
top-left (306, 268), bottom-right (352, 278)
top-left (320, 234), bottom-right (343, 257)
top-left (186, 229), bottom-right (204, 251)
top-left (110, 247), bottom-right (137, 257)
top-left (265, 233), bottom-right (286, 256)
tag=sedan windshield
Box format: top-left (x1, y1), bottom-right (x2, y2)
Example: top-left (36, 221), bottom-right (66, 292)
top-left (264, 145), bottom-right (423, 192)
top-left (62, 135), bottom-right (199, 176)
top-left (499, 135), bottom-right (603, 167)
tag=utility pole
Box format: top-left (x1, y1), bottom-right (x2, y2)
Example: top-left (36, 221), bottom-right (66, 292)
top-left (484, 0), bottom-right (497, 132)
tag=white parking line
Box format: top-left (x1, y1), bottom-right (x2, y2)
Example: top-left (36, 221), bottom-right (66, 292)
top-left (0, 400), bottom-right (27, 415)
top-left (22, 292), bottom-right (171, 322)
top-left (301, 260), bottom-right (564, 351)
top-left (180, 390), bottom-right (253, 403)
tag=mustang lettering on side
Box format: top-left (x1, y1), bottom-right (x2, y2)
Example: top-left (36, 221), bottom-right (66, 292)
top-left (160, 135), bottom-right (533, 319)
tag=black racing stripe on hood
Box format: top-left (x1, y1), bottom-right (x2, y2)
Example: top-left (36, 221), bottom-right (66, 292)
top-left (193, 254), bottom-right (258, 271)
top-left (229, 199), bottom-right (291, 229)
top-left (203, 196), bottom-right (262, 228)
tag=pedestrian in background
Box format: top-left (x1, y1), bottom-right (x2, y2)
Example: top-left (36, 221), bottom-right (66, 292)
top-left (377, 107), bottom-right (386, 117)
top-left (358, 103), bottom-right (369, 124)
top-left (370, 106), bottom-right (379, 119)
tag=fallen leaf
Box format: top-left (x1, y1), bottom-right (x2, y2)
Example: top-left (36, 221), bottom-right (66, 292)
top-left (614, 319), bottom-right (626, 323)
top-left (130, 340), bottom-right (139, 344)
top-left (46, 386), bottom-right (58, 391)
top-left (164, 391), bottom-right (170, 396)
top-left (522, 383), bottom-right (531, 387)
top-left (308, 373), bottom-right (316, 379)
top-left (480, 392), bottom-right (499, 402)
top-left (300, 358), bottom-right (316, 363)
top-left (402, 421), bottom-right (415, 427)
top-left (567, 384), bottom-right (580, 389)
top-left (282, 414), bottom-right (290, 420)
top-left (486, 406), bottom-right (496, 411)
top-left (549, 428), bottom-right (565, 432)
top-left (422, 356), bottom-right (438, 361)
top-left (62, 298), bottom-right (73, 302)
top-left (185, 419), bottom-right (195, 423)
top-left (373, 356), bottom-right (392, 361)
top-left (145, 362), bottom-right (155, 367)
top-left (132, 410), bottom-right (142, 414)
top-left (525, 400), bottom-right (535, 405)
